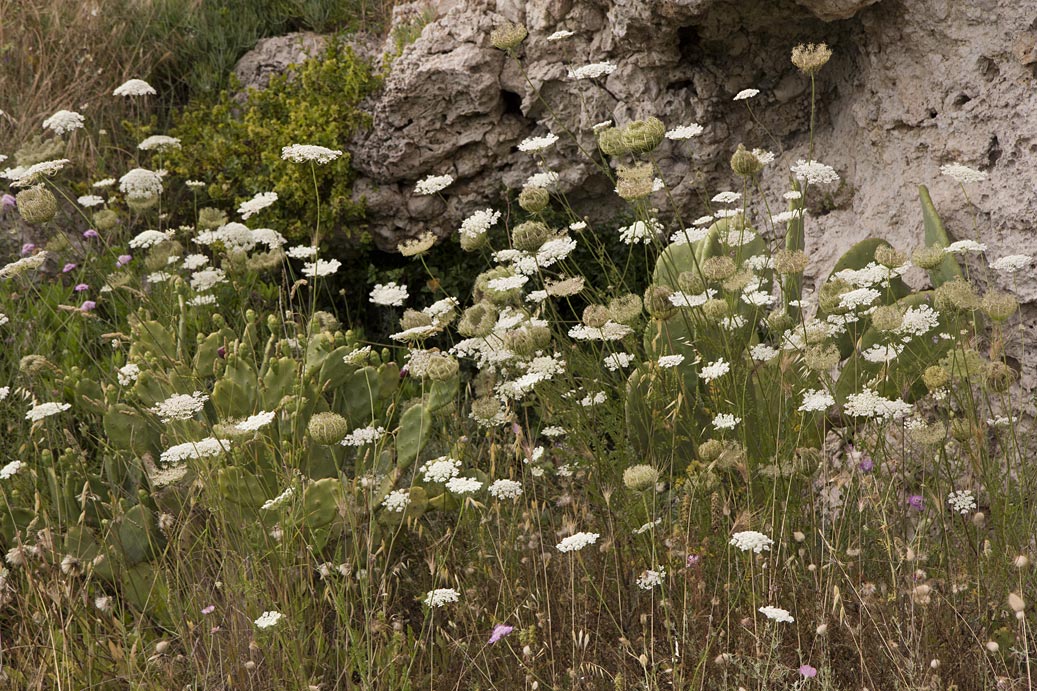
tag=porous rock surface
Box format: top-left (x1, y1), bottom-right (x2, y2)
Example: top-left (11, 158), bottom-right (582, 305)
top-left (240, 0), bottom-right (1037, 391)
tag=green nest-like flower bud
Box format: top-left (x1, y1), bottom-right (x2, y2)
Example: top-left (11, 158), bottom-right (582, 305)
top-left (596, 127), bottom-right (629, 157)
top-left (615, 163), bottom-right (655, 200)
top-left (518, 186), bottom-right (550, 213)
top-left (197, 207), bottom-right (228, 231)
top-left (308, 412), bottom-right (349, 445)
top-left (512, 220), bottom-right (552, 252)
top-left (425, 353), bottom-right (460, 381)
top-left (490, 22), bottom-right (528, 52)
top-left (792, 42), bottom-right (833, 76)
top-left (93, 208), bottom-right (120, 232)
top-left (458, 302), bottom-right (498, 338)
top-left (608, 293), bottom-right (643, 324)
top-left (621, 117), bottom-right (665, 154)
top-left (644, 284), bottom-right (676, 320)
top-left (911, 245), bottom-right (946, 270)
top-left (582, 304), bottom-right (610, 328)
top-left (623, 464), bottom-right (659, 491)
top-left (730, 144), bottom-right (764, 178)
top-left (16, 185), bottom-right (58, 224)
top-left (982, 291), bottom-right (1018, 322)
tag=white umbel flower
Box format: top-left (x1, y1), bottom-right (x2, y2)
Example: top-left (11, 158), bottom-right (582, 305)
top-left (518, 132), bottom-right (559, 153)
top-left (791, 159), bottom-right (839, 186)
top-left (137, 135), bottom-right (181, 152)
top-left (488, 479), bottom-right (523, 500)
top-left (42, 110), bottom-right (85, 135)
top-left (238, 191), bottom-right (278, 219)
top-left (424, 588), bottom-right (460, 607)
top-left (445, 477), bottom-right (483, 494)
top-left (26, 402), bottom-right (71, 422)
top-left (0, 461), bottom-right (24, 479)
top-left (382, 489), bottom-right (411, 512)
top-left (119, 168), bottom-right (163, 200)
top-left (557, 532), bottom-right (600, 552)
top-left (235, 411), bottom-right (276, 432)
top-left (700, 358), bottom-right (730, 382)
top-left (759, 605), bottom-right (794, 623)
top-left (281, 144), bottom-right (342, 164)
top-left (636, 567), bottom-right (666, 590)
top-left (733, 88), bottom-right (759, 100)
top-left (113, 78), bottom-right (156, 96)
top-left (947, 489), bottom-right (977, 515)
top-left (370, 282), bottom-right (409, 307)
top-left (570, 62), bottom-right (616, 79)
top-left (152, 391), bottom-right (208, 422)
top-left (415, 174), bottom-right (454, 195)
top-left (254, 610), bottom-right (283, 629)
top-left (665, 124), bottom-right (703, 140)
top-left (798, 389), bottom-right (835, 413)
top-left (730, 530), bottom-right (773, 553)
top-left (940, 163), bottom-right (986, 184)
top-left (990, 255), bottom-right (1030, 273)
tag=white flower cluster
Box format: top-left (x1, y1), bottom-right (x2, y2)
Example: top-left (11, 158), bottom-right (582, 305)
top-left (518, 132), bottom-right (559, 153)
top-left (636, 567), bottom-right (666, 590)
top-left (302, 259), bottom-right (341, 278)
top-left (281, 144), bottom-right (342, 164)
top-left (799, 389), bottom-right (835, 413)
top-left (0, 461), bottom-right (24, 480)
top-left (414, 174), bottom-right (454, 195)
top-left (137, 135), bottom-right (181, 152)
top-left (989, 254), bottom-right (1030, 273)
top-left (459, 208), bottom-right (501, 241)
top-left (730, 530), bottom-right (774, 553)
top-left (119, 168), bottom-right (163, 200)
top-left (570, 62), bottom-right (616, 79)
top-left (129, 229), bottom-right (172, 249)
top-left (556, 531), bottom-right (600, 552)
top-left (341, 425), bottom-right (386, 446)
top-left (117, 363), bottom-right (140, 386)
top-left (421, 457), bottom-right (462, 484)
top-left (261, 486), bottom-right (295, 511)
top-left (940, 163), bottom-right (986, 184)
top-left (235, 411), bottom-right (276, 432)
top-left (665, 123), bottom-right (703, 140)
top-left (488, 479), bottom-right (522, 500)
top-left (790, 159), bottom-right (840, 186)
top-left (238, 191), bottom-right (278, 219)
top-left (618, 218), bottom-right (663, 245)
top-left (424, 588), bottom-right (460, 607)
top-left (160, 437), bottom-right (229, 464)
top-left (843, 389), bottom-right (913, 420)
top-left (370, 282), bottom-right (409, 307)
top-left (382, 489), bottom-right (411, 512)
top-left (42, 110), bottom-right (85, 135)
top-left (113, 78), bottom-right (156, 96)
top-left (26, 402), bottom-right (71, 422)
top-left (604, 352), bottom-right (634, 371)
top-left (445, 477), bottom-right (483, 494)
top-left (254, 610), bottom-right (283, 629)
top-left (152, 391), bottom-right (208, 422)
top-left (700, 358), bottom-right (730, 382)
top-left (759, 605), bottom-right (794, 623)
top-left (947, 489), bottom-right (977, 515)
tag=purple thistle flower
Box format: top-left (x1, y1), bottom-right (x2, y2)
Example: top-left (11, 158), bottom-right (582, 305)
top-left (80, 300), bottom-right (97, 312)
top-left (116, 254), bottom-right (132, 267)
top-left (799, 664), bottom-right (818, 678)
top-left (62, 263), bottom-right (76, 273)
top-left (488, 623), bottom-right (514, 644)
top-left (74, 283), bottom-right (89, 292)
top-left (83, 229), bottom-right (100, 239)
top-left (907, 494), bottom-right (924, 511)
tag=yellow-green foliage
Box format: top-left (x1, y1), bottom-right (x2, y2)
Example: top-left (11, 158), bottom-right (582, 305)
top-left (168, 42), bottom-right (378, 242)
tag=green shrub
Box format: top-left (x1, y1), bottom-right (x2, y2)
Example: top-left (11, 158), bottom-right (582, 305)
top-left (167, 41), bottom-right (378, 243)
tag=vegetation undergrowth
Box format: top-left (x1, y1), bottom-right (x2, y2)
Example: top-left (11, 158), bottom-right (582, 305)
top-left (0, 22), bottom-right (1034, 691)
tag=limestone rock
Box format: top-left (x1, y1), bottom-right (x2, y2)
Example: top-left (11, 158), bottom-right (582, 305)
top-left (233, 32), bottom-right (328, 92)
top-left (793, 0), bottom-right (883, 21)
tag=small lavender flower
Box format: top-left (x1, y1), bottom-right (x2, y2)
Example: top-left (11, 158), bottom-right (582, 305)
top-left (116, 254), bottom-right (132, 267)
top-left (74, 283), bottom-right (89, 292)
top-left (20, 243), bottom-right (35, 256)
top-left (907, 494), bottom-right (924, 511)
top-left (83, 229), bottom-right (100, 239)
top-left (80, 301), bottom-right (97, 312)
top-left (488, 623), bottom-right (514, 644)
top-left (62, 263), bottom-right (76, 273)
